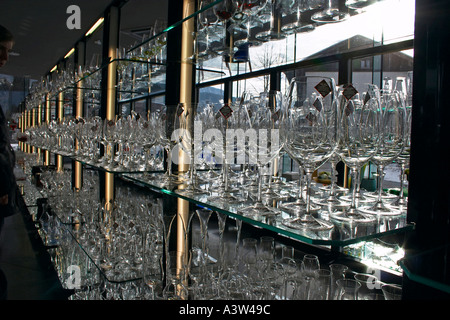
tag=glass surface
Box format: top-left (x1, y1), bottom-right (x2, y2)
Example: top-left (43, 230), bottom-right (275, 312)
top-left (122, 171), bottom-right (412, 246)
top-left (196, 0), bottom-right (415, 84)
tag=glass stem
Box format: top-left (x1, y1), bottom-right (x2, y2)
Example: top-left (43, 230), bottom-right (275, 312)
top-left (329, 159), bottom-right (337, 197)
top-left (376, 164), bottom-right (385, 204)
top-left (166, 146), bottom-right (172, 176)
top-left (304, 169), bottom-right (313, 215)
top-left (298, 167), bottom-right (304, 201)
top-left (351, 168), bottom-right (360, 209)
top-left (257, 164), bottom-right (262, 202)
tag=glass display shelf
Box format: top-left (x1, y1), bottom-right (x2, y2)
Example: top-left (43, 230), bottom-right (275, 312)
top-left (28, 145), bottom-right (163, 174)
top-left (399, 244), bottom-right (450, 294)
top-left (122, 172), bottom-right (414, 247)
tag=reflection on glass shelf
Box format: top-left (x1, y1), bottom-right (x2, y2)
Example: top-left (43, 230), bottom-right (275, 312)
top-left (196, 0), bottom-right (415, 84)
top-left (343, 239), bottom-right (404, 275)
top-left (122, 172), bottom-right (413, 247)
top-left (399, 244), bottom-right (450, 294)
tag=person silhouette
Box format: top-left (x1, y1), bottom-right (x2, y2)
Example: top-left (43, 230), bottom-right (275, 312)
top-left (0, 24), bottom-right (17, 235)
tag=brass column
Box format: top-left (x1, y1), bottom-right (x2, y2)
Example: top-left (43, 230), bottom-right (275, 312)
top-left (44, 94), bottom-right (51, 166)
top-left (73, 79), bottom-right (84, 190)
top-left (176, 0), bottom-right (196, 284)
top-left (104, 6), bottom-right (119, 207)
top-left (56, 91), bottom-right (64, 172)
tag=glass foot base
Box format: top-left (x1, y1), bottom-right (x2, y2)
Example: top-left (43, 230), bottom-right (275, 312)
top-left (280, 201), bottom-right (321, 214)
top-left (238, 203), bottom-right (280, 218)
top-left (357, 203), bottom-right (404, 216)
top-left (329, 209), bottom-right (377, 224)
top-left (282, 215), bottom-right (334, 231)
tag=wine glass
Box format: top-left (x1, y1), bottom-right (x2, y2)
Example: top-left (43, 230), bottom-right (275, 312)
top-left (391, 105), bottom-right (411, 209)
top-left (155, 106), bottom-right (180, 185)
top-left (197, 0), bottom-right (221, 60)
top-left (311, 0), bottom-right (349, 23)
top-left (173, 103), bottom-right (208, 195)
top-left (196, 208), bottom-right (213, 272)
top-left (237, 90), bottom-right (284, 217)
top-left (281, 0), bottom-right (315, 35)
top-left (234, 0), bottom-right (269, 48)
top-left (331, 83), bottom-right (382, 224)
top-left (212, 0), bottom-right (239, 57)
top-left (359, 89), bottom-right (407, 216)
top-left (280, 76), bottom-right (337, 231)
top-left (207, 102), bottom-right (241, 204)
top-left (302, 254), bottom-right (320, 277)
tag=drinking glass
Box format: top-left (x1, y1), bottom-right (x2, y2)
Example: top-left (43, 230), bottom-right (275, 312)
top-left (197, 0), bottom-right (221, 60)
top-left (281, 0), bottom-right (315, 35)
top-left (207, 102), bottom-right (241, 204)
top-left (381, 283), bottom-right (402, 300)
top-left (196, 209), bottom-right (213, 269)
top-left (216, 211), bottom-right (228, 271)
top-left (329, 263), bottom-right (348, 299)
top-left (391, 109), bottom-right (411, 210)
top-left (173, 103), bottom-right (208, 195)
top-left (302, 254), bottom-right (320, 277)
top-left (359, 89), bottom-right (407, 216)
top-left (354, 272), bottom-right (384, 300)
top-left (234, 0), bottom-right (269, 48)
top-left (311, 0), bottom-right (349, 23)
top-left (213, 0), bottom-right (239, 56)
top-left (281, 76), bottom-right (337, 230)
top-left (331, 83), bottom-right (382, 224)
top-left (312, 153), bottom-right (350, 211)
top-left (237, 90), bottom-right (284, 217)
top-left (242, 238), bottom-right (258, 273)
top-left (336, 279), bottom-right (361, 300)
top-left (313, 269), bottom-right (332, 300)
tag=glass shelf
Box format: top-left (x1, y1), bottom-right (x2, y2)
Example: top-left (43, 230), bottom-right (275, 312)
top-left (121, 172), bottom-right (414, 247)
top-left (30, 145), bottom-right (162, 174)
top-left (399, 244), bottom-right (450, 294)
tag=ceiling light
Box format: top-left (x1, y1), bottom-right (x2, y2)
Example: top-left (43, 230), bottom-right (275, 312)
top-left (85, 17), bottom-right (104, 37)
top-left (50, 65), bottom-right (58, 73)
top-left (64, 48), bottom-right (75, 59)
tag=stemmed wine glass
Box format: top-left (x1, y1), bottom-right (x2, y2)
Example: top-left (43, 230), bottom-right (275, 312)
top-left (331, 83), bottom-right (382, 223)
top-left (237, 90), bottom-right (284, 217)
top-left (391, 98), bottom-right (412, 210)
top-left (311, 0), bottom-right (349, 23)
top-left (212, 0), bottom-right (239, 57)
top-left (281, 0), bottom-right (315, 35)
top-left (197, 0), bottom-right (221, 60)
top-left (100, 118), bottom-right (118, 170)
top-left (234, 0), bottom-right (269, 48)
top-left (280, 76), bottom-right (337, 230)
top-left (207, 102), bottom-right (241, 204)
top-left (154, 106), bottom-right (181, 186)
top-left (173, 103), bottom-right (208, 195)
top-left (358, 89), bottom-right (407, 215)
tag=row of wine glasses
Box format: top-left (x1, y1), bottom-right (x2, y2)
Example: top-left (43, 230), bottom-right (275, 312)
top-left (20, 128), bottom-right (405, 299)
top-left (38, 169), bottom-right (167, 286)
top-left (25, 111), bottom-right (167, 173)
top-left (24, 75), bottom-right (411, 234)
top-left (165, 209), bottom-right (402, 300)
top-left (192, 0), bottom-right (373, 63)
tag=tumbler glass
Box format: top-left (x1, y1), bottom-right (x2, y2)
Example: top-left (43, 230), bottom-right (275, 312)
top-left (336, 279), bottom-right (361, 300)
